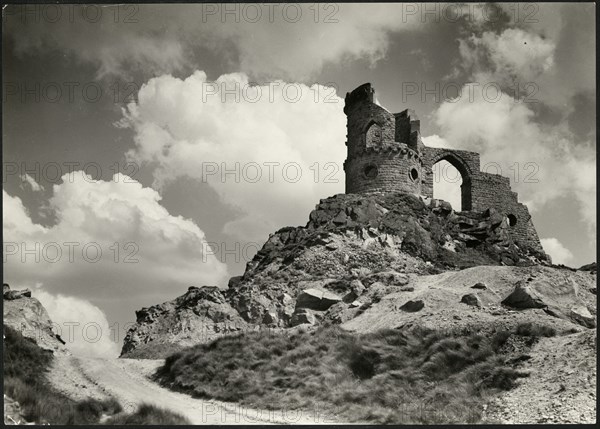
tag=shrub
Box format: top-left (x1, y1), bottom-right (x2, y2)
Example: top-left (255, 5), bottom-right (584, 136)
top-left (3, 326), bottom-right (53, 383)
top-left (515, 322), bottom-right (556, 338)
top-left (491, 330), bottom-right (511, 351)
top-left (349, 346), bottom-right (381, 379)
top-left (76, 398), bottom-right (123, 421)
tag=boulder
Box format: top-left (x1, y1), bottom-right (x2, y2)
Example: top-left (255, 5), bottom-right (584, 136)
top-left (365, 271), bottom-right (409, 287)
top-left (290, 308), bottom-right (316, 326)
top-left (569, 306), bottom-right (596, 329)
top-left (461, 293), bottom-right (482, 307)
top-left (3, 283), bottom-right (10, 294)
top-left (471, 282), bottom-right (487, 290)
top-left (324, 302), bottom-right (360, 324)
top-left (262, 311), bottom-right (278, 325)
top-left (399, 299), bottom-right (425, 312)
top-left (501, 282), bottom-right (546, 309)
top-left (278, 293), bottom-right (295, 320)
top-left (4, 289), bottom-right (32, 300)
top-left (227, 276), bottom-right (243, 289)
top-left (343, 279), bottom-right (366, 303)
top-left (439, 200), bottom-right (453, 213)
top-left (350, 279), bottom-right (366, 295)
top-left (578, 262), bottom-right (596, 273)
top-left (502, 278), bottom-right (596, 329)
top-left (296, 288), bottom-right (341, 311)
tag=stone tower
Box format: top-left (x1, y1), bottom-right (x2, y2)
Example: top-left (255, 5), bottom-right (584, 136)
top-left (343, 82), bottom-right (546, 255)
top-left (343, 83), bottom-right (425, 195)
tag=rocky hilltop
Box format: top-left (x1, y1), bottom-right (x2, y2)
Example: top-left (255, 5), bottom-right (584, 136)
top-left (3, 284), bottom-right (70, 424)
top-left (3, 284), bottom-right (68, 354)
top-left (119, 193), bottom-right (596, 358)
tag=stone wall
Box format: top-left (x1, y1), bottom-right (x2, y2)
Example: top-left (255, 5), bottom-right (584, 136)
top-left (469, 173), bottom-right (545, 253)
top-left (343, 82), bottom-right (547, 257)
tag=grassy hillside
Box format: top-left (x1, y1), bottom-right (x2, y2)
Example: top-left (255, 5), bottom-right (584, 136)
top-left (155, 323), bottom-right (556, 424)
top-left (3, 326), bottom-right (188, 425)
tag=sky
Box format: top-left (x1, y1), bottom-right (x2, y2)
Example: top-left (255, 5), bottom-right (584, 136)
top-left (2, 3), bottom-right (596, 356)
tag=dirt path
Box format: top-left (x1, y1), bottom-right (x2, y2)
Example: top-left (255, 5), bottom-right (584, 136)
top-left (49, 355), bottom-right (338, 425)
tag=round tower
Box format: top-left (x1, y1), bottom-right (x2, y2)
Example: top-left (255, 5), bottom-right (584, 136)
top-left (343, 83), bottom-right (424, 195)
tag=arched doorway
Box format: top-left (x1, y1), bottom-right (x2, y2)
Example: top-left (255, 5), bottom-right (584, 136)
top-left (431, 153), bottom-right (472, 211)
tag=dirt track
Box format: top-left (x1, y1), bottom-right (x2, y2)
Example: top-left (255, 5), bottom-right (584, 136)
top-left (49, 355), bottom-right (338, 425)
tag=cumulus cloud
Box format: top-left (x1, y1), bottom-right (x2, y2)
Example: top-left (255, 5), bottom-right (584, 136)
top-left (5, 5), bottom-right (186, 79)
top-left (456, 15), bottom-right (595, 117)
top-left (20, 173), bottom-right (44, 192)
top-left (524, 4), bottom-right (595, 107)
top-left (35, 289), bottom-right (119, 358)
top-left (120, 71), bottom-right (346, 241)
top-left (3, 173), bottom-right (229, 308)
top-left (4, 3), bottom-right (423, 80)
top-left (458, 28), bottom-right (555, 85)
top-left (422, 134), bottom-right (451, 149)
top-left (3, 189), bottom-right (47, 236)
top-left (540, 237), bottom-right (574, 266)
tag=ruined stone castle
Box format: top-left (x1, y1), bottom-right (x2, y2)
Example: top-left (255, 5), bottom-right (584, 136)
top-left (343, 83), bottom-right (545, 253)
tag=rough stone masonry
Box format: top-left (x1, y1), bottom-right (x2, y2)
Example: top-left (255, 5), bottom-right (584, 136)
top-left (343, 83), bottom-right (545, 255)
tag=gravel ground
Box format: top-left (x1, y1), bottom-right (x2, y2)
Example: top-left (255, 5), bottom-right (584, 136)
top-left (483, 330), bottom-right (596, 424)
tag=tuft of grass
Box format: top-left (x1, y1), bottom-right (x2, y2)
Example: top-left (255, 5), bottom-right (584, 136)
top-left (156, 324), bottom-right (538, 424)
top-left (76, 397), bottom-right (123, 421)
top-left (104, 403), bottom-right (190, 425)
top-left (3, 325), bottom-right (53, 383)
top-left (3, 374), bottom-right (123, 424)
top-left (515, 322), bottom-right (556, 338)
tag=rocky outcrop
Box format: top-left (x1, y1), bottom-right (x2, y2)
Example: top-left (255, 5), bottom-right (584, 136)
top-left (399, 299), bottom-right (425, 312)
top-left (290, 308), bottom-right (316, 326)
top-left (502, 276), bottom-right (596, 328)
top-left (4, 287), bottom-right (32, 300)
top-left (121, 192), bottom-right (563, 357)
top-left (296, 288), bottom-right (342, 311)
top-left (225, 193), bottom-right (549, 327)
top-left (120, 286), bottom-right (248, 358)
top-left (578, 262), bottom-right (596, 274)
top-left (3, 285), bottom-right (68, 354)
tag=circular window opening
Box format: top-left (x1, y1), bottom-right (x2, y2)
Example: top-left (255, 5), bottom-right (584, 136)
top-left (363, 164), bottom-right (378, 180)
top-left (410, 168), bottom-right (419, 181)
top-left (507, 214), bottom-right (517, 227)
